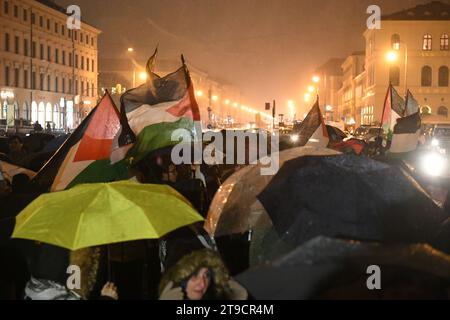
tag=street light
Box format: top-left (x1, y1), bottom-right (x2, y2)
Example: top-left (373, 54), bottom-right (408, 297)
top-left (386, 41), bottom-right (408, 95)
top-left (139, 71), bottom-right (147, 82)
top-left (126, 48), bottom-right (136, 88)
top-left (304, 93), bottom-right (311, 103)
top-left (312, 75), bottom-right (320, 84)
top-left (308, 85), bottom-right (315, 93)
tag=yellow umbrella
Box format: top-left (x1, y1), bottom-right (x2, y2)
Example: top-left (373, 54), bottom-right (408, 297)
top-left (12, 180), bottom-right (204, 250)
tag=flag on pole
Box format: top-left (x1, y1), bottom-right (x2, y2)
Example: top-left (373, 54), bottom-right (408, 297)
top-left (296, 98), bottom-right (329, 147)
top-left (381, 85), bottom-right (405, 138)
top-left (120, 49), bottom-right (201, 164)
top-left (32, 92), bottom-right (131, 192)
top-left (405, 90), bottom-right (420, 116)
top-left (389, 111), bottom-right (421, 153)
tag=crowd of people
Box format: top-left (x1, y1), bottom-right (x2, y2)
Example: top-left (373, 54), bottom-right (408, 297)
top-left (0, 135), bottom-right (252, 300)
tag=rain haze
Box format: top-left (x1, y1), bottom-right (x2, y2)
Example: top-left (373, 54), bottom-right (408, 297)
top-left (55, 0), bottom-right (446, 114)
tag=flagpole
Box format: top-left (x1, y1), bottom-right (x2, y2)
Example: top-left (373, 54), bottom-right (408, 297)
top-left (378, 84), bottom-right (391, 143)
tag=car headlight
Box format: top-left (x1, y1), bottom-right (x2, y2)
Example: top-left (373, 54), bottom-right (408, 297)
top-left (421, 152), bottom-right (447, 177)
top-left (431, 139), bottom-right (440, 147)
top-left (290, 134), bottom-right (299, 142)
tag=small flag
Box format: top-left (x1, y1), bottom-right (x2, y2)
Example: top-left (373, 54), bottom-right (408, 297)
top-left (405, 90), bottom-right (420, 116)
top-left (390, 112), bottom-right (421, 153)
top-left (295, 99), bottom-right (329, 147)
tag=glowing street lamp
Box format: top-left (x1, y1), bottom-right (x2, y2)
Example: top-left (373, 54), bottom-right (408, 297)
top-left (308, 85), bottom-right (316, 93)
top-left (312, 75), bottom-right (320, 84)
top-left (139, 71), bottom-right (148, 81)
top-left (127, 47), bottom-right (134, 53)
top-left (386, 51), bottom-right (398, 63)
top-left (225, 99), bottom-right (230, 105)
top-left (304, 93), bottom-right (311, 103)
top-left (212, 95), bottom-right (218, 101)
top-left (196, 90), bottom-right (204, 97)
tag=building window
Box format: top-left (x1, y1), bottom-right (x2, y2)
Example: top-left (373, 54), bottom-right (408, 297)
top-left (62, 78), bottom-right (66, 93)
top-left (439, 66), bottom-right (449, 87)
top-left (55, 77), bottom-right (59, 93)
top-left (47, 46), bottom-right (51, 62)
top-left (55, 48), bottom-right (59, 64)
top-left (438, 106), bottom-right (448, 118)
top-left (14, 68), bottom-right (19, 87)
top-left (91, 37), bottom-right (94, 46)
top-left (47, 75), bottom-right (50, 91)
top-left (87, 59), bottom-right (90, 71)
top-left (3, 0), bottom-right (9, 14)
top-left (86, 35), bottom-right (89, 45)
top-left (69, 53), bottom-right (72, 67)
top-left (391, 34), bottom-right (400, 50)
top-left (86, 82), bottom-right (90, 97)
top-left (423, 34), bottom-right (432, 51)
top-left (4, 33), bottom-right (10, 51)
top-left (75, 55), bottom-right (78, 68)
top-left (62, 51), bottom-right (66, 65)
top-left (39, 73), bottom-right (44, 91)
top-left (4, 66), bottom-right (10, 86)
top-left (39, 15), bottom-right (43, 28)
top-left (40, 44), bottom-right (44, 60)
top-left (54, 22), bottom-right (58, 34)
top-left (74, 31), bottom-right (77, 41)
top-left (421, 66), bottom-right (432, 86)
top-left (361, 106), bottom-right (374, 125)
top-left (441, 34), bottom-right (449, 51)
top-left (68, 29), bottom-right (72, 39)
top-left (47, 18), bottom-right (50, 30)
top-left (61, 25), bottom-right (65, 36)
top-left (13, 5), bottom-right (17, 17)
top-left (81, 81), bottom-right (84, 95)
top-left (69, 79), bottom-right (72, 94)
top-left (80, 33), bottom-right (83, 43)
top-left (24, 39), bottom-right (28, 56)
top-left (75, 80), bottom-right (78, 95)
top-left (92, 59), bottom-right (95, 72)
top-left (92, 84), bottom-right (94, 97)
top-left (31, 12), bottom-right (35, 25)
top-left (14, 36), bottom-right (19, 54)
top-left (23, 70), bottom-right (28, 88)
top-left (32, 41), bottom-right (36, 58)
top-left (23, 8), bottom-right (27, 21)
top-left (389, 66), bottom-right (400, 86)
top-left (81, 56), bottom-right (84, 70)
top-left (31, 71), bottom-right (36, 89)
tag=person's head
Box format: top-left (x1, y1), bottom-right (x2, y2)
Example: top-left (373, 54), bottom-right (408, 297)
top-left (183, 267), bottom-right (212, 300)
top-left (8, 135), bottom-right (23, 153)
top-left (159, 249), bottom-right (230, 300)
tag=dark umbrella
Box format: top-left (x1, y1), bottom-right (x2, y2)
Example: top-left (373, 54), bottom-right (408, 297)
top-left (258, 154), bottom-right (448, 251)
top-left (236, 236), bottom-right (450, 300)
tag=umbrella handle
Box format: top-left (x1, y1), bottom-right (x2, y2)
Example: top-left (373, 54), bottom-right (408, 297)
top-left (107, 244), bottom-right (112, 282)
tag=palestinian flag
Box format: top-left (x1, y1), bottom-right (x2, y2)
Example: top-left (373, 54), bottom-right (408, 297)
top-left (381, 85), bottom-right (405, 136)
top-left (296, 99), bottom-right (329, 147)
top-left (32, 92), bottom-right (131, 192)
top-left (389, 111), bottom-right (421, 154)
top-left (405, 90), bottom-right (420, 116)
top-left (120, 50), bottom-right (201, 164)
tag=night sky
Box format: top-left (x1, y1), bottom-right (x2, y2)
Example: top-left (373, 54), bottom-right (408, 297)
top-left (56, 0), bottom-right (447, 114)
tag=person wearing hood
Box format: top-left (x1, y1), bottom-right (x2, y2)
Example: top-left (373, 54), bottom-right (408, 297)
top-left (158, 249), bottom-right (247, 300)
top-left (24, 244), bottom-right (119, 300)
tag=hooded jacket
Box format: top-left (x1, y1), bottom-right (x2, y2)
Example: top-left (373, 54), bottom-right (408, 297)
top-left (159, 249), bottom-right (247, 300)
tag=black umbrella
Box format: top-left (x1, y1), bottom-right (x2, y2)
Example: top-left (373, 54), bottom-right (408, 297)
top-left (236, 236), bottom-right (450, 300)
top-left (258, 154), bottom-right (448, 251)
